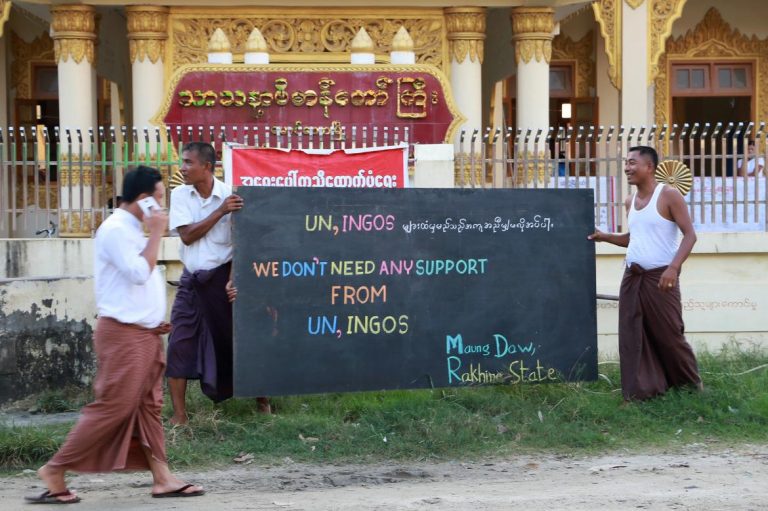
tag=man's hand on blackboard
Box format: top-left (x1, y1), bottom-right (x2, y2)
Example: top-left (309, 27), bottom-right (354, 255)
top-left (219, 194), bottom-right (244, 215)
top-left (225, 279), bottom-right (238, 303)
top-left (588, 229), bottom-right (605, 242)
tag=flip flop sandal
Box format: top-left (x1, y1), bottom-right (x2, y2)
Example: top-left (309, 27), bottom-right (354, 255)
top-left (24, 489), bottom-right (81, 504)
top-left (152, 484), bottom-right (205, 498)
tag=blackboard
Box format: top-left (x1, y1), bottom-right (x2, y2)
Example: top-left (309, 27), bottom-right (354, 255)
top-left (233, 188), bottom-right (597, 397)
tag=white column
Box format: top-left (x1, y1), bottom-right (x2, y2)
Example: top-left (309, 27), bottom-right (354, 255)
top-left (52, 5), bottom-right (97, 143)
top-left (510, 7), bottom-right (554, 183)
top-left (511, 7), bottom-right (553, 136)
top-left (127, 5), bottom-right (169, 156)
top-left (621, 0), bottom-right (652, 127)
top-left (52, 5), bottom-right (98, 236)
top-left (445, 7), bottom-right (485, 147)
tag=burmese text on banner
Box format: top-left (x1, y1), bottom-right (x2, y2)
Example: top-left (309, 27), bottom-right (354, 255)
top-left (226, 145), bottom-right (409, 188)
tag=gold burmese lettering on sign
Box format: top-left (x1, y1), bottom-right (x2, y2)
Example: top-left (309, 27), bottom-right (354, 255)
top-left (175, 76), bottom-right (440, 119)
top-left (397, 77), bottom-right (427, 119)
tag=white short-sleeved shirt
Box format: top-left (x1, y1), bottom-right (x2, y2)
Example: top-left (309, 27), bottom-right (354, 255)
top-left (737, 157), bottom-right (765, 176)
top-left (169, 177), bottom-right (233, 273)
top-left (94, 208), bottom-right (166, 327)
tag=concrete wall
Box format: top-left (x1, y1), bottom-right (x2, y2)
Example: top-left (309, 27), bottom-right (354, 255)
top-left (0, 277), bottom-right (96, 404)
top-left (1, 231), bottom-right (766, 403)
top-left (596, 233), bottom-right (768, 356)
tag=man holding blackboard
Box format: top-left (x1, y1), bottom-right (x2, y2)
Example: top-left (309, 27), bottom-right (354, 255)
top-left (589, 146), bottom-right (702, 401)
top-left (166, 142), bottom-right (269, 424)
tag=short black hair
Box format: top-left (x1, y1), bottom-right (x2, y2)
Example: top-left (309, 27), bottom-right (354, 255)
top-left (628, 145), bottom-right (659, 168)
top-left (182, 141), bottom-right (216, 169)
top-left (122, 166), bottom-right (163, 203)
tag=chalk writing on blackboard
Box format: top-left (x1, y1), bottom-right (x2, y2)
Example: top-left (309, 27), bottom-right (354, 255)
top-left (233, 187), bottom-right (597, 397)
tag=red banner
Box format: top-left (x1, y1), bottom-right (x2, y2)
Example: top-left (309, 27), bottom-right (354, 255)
top-left (227, 145), bottom-right (408, 188)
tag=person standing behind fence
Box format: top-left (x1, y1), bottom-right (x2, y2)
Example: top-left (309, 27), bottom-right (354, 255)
top-left (26, 167), bottom-right (204, 504)
top-left (588, 146), bottom-right (703, 401)
top-left (166, 142), bottom-right (270, 425)
top-left (737, 140), bottom-right (765, 177)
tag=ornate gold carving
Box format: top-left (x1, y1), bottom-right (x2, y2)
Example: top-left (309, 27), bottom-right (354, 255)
top-left (444, 7), bottom-right (486, 65)
top-left (593, 0), bottom-right (621, 89)
top-left (552, 30), bottom-right (595, 98)
top-left (167, 9), bottom-right (447, 75)
top-left (51, 5), bottom-right (97, 64)
top-left (126, 6), bottom-right (169, 64)
top-left (0, 0), bottom-right (11, 38)
top-left (392, 26), bottom-right (414, 53)
top-left (654, 8), bottom-right (768, 125)
top-left (514, 151), bottom-right (548, 185)
top-left (351, 27), bottom-right (375, 54)
top-left (510, 7), bottom-right (554, 65)
top-left (626, 0), bottom-right (645, 8)
top-left (648, 0), bottom-right (686, 84)
top-left (59, 212), bottom-right (95, 236)
top-left (10, 31), bottom-right (55, 99)
top-left (14, 179), bottom-right (59, 209)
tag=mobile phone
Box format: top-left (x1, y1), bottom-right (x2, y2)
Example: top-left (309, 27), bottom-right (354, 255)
top-left (138, 197), bottom-right (160, 217)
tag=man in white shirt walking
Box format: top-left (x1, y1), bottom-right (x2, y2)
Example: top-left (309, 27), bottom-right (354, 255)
top-left (166, 142), bottom-right (269, 425)
top-left (589, 146), bottom-right (702, 401)
top-left (26, 167), bottom-right (204, 504)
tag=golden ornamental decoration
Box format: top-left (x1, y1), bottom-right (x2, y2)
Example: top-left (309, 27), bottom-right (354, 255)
top-left (655, 160), bottom-right (692, 195)
top-left (0, 0), bottom-right (10, 38)
top-left (51, 5), bottom-right (97, 64)
top-left (444, 7), bottom-right (486, 64)
top-left (167, 10), bottom-right (446, 74)
top-left (11, 31), bottom-right (55, 99)
top-left (592, 0), bottom-right (621, 90)
top-left (552, 30), bottom-right (595, 98)
top-left (654, 8), bottom-right (768, 126)
top-left (625, 0), bottom-right (645, 8)
top-left (170, 169), bottom-right (185, 189)
top-left (510, 7), bottom-right (554, 65)
top-left (126, 6), bottom-right (169, 64)
top-left (648, 0), bottom-right (687, 84)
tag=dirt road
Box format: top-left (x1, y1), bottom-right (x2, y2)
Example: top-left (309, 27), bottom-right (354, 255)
top-left (3, 445), bottom-right (766, 510)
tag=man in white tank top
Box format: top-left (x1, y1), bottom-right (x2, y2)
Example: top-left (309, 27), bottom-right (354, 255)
top-left (589, 146), bottom-right (702, 401)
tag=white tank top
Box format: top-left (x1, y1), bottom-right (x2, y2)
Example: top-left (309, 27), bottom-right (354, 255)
top-left (625, 184), bottom-right (679, 270)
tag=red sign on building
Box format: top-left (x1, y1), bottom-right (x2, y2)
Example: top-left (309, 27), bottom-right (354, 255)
top-left (156, 64), bottom-right (464, 145)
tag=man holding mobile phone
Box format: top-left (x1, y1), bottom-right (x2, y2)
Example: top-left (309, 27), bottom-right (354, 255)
top-left (27, 167), bottom-right (204, 503)
top-left (166, 142), bottom-right (269, 425)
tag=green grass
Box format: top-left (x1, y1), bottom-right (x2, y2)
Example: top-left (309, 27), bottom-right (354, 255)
top-left (1, 343), bottom-right (766, 471)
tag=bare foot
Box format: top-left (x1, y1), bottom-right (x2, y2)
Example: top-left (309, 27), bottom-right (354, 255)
top-left (36, 464), bottom-right (79, 503)
top-left (256, 397), bottom-right (272, 414)
top-left (169, 414), bottom-right (188, 426)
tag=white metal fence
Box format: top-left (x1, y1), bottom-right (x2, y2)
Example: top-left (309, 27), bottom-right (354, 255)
top-left (1, 122), bottom-right (766, 237)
